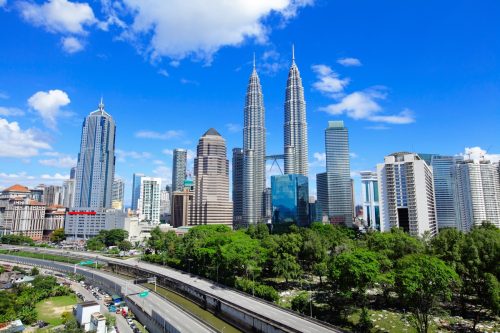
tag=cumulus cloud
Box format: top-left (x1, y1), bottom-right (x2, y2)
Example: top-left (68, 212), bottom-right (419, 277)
top-left (337, 57), bottom-right (362, 67)
top-left (258, 49), bottom-right (288, 75)
top-left (115, 149), bottom-right (152, 162)
top-left (111, 0), bottom-right (313, 62)
top-left (41, 173), bottom-right (69, 180)
top-left (369, 108), bottom-right (415, 124)
top-left (28, 89), bottom-right (70, 129)
top-left (310, 152), bottom-right (326, 167)
top-left (162, 149), bottom-right (173, 156)
top-left (0, 91), bottom-right (8, 99)
top-left (225, 123), bottom-right (242, 133)
top-left (135, 130), bottom-right (183, 140)
top-left (312, 64), bottom-right (349, 96)
top-left (152, 165), bottom-right (172, 184)
top-left (61, 36), bottom-right (84, 53)
top-left (0, 107), bottom-right (25, 116)
top-left (39, 155), bottom-right (77, 168)
top-left (158, 69), bottom-right (169, 77)
top-left (461, 147), bottom-right (500, 163)
top-left (0, 118), bottom-right (52, 157)
top-left (18, 0), bottom-right (96, 35)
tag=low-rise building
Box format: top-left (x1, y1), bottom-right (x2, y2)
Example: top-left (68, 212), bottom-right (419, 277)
top-left (89, 312), bottom-right (106, 333)
top-left (74, 301), bottom-right (100, 332)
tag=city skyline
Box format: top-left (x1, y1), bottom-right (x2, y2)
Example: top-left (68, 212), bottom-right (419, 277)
top-left (1, 1), bottom-right (499, 205)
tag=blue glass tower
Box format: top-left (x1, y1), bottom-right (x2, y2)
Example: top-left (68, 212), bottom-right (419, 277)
top-left (271, 174), bottom-right (309, 226)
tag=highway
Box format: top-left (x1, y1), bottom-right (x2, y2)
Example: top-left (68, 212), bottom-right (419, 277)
top-left (0, 245), bottom-right (342, 333)
top-left (0, 252), bottom-right (216, 333)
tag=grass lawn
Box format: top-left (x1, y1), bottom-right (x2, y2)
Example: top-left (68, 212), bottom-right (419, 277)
top-left (36, 295), bottom-right (78, 326)
top-left (349, 309), bottom-right (417, 333)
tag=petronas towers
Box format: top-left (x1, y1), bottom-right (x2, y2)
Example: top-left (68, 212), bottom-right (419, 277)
top-left (239, 47), bottom-right (308, 227)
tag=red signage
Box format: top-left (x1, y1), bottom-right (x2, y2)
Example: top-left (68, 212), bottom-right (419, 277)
top-left (68, 211), bottom-right (97, 215)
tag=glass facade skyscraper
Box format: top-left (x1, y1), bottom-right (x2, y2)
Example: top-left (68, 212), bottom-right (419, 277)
top-left (271, 174), bottom-right (309, 226)
top-left (172, 149), bottom-right (187, 192)
top-left (430, 155), bottom-right (460, 229)
top-left (131, 173), bottom-right (144, 211)
top-left (325, 121), bottom-right (353, 226)
top-left (232, 148), bottom-right (244, 227)
top-left (360, 171), bottom-right (380, 230)
top-left (74, 100), bottom-right (116, 209)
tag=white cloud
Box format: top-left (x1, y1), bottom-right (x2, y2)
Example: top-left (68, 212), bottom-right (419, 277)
top-left (310, 152), bottom-right (326, 168)
top-left (312, 64), bottom-right (349, 96)
top-left (259, 50), bottom-right (287, 75)
top-left (0, 118), bottom-right (52, 157)
top-left (153, 159), bottom-right (165, 165)
top-left (135, 130), bottom-right (183, 140)
top-left (0, 107), bottom-right (25, 116)
top-left (462, 147), bottom-right (500, 163)
top-left (41, 173), bottom-right (69, 180)
top-left (0, 172), bottom-right (35, 180)
top-left (368, 108), bottom-right (415, 124)
top-left (19, 0), bottom-right (96, 35)
top-left (162, 149), bottom-right (173, 156)
top-left (350, 152), bottom-right (358, 158)
top-left (112, 0), bottom-right (313, 62)
top-left (158, 69), bottom-right (169, 77)
top-left (337, 57), bottom-right (362, 67)
top-left (28, 89), bottom-right (70, 129)
top-left (39, 155), bottom-right (77, 168)
top-left (320, 89), bottom-right (384, 119)
top-left (115, 149), bottom-right (152, 162)
top-left (226, 123), bottom-right (242, 133)
top-left (152, 165), bottom-right (172, 184)
top-left (0, 91), bottom-right (8, 99)
top-left (0, 0), bottom-right (6, 7)
top-left (61, 36), bottom-right (84, 53)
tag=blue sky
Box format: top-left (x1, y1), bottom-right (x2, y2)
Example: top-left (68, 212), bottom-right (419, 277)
top-left (1, 0), bottom-right (499, 204)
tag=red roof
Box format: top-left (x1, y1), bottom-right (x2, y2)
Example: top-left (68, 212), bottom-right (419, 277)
top-left (3, 184), bottom-right (30, 193)
top-left (29, 200), bottom-right (45, 206)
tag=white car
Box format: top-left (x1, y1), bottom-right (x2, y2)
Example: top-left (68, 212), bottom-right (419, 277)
top-left (127, 318), bottom-right (133, 325)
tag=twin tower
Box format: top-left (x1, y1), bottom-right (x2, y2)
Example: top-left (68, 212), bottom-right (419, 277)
top-left (242, 46), bottom-right (308, 227)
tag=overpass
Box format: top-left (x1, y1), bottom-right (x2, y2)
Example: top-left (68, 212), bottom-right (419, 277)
top-left (0, 245), bottom-right (343, 333)
top-left (0, 253), bottom-right (216, 333)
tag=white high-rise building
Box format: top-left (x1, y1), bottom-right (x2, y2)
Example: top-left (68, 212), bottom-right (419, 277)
top-left (377, 152), bottom-right (438, 237)
top-left (454, 159), bottom-right (500, 231)
top-left (242, 58), bottom-right (266, 227)
top-left (360, 171), bottom-right (380, 230)
top-left (192, 128), bottom-right (233, 226)
top-left (73, 99), bottom-right (116, 209)
top-left (284, 46), bottom-right (308, 177)
top-left (138, 177), bottom-right (161, 224)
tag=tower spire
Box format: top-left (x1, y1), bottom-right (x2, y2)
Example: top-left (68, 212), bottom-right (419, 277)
top-left (292, 44), bottom-right (295, 63)
top-left (98, 96), bottom-right (104, 112)
top-left (253, 52), bottom-right (256, 69)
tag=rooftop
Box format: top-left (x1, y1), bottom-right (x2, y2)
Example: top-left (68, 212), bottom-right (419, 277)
top-left (3, 185), bottom-right (30, 193)
top-left (203, 128), bottom-right (221, 137)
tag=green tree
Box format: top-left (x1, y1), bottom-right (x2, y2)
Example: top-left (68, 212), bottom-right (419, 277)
top-left (328, 248), bottom-right (380, 317)
top-left (50, 228), bottom-right (66, 243)
top-left (395, 254), bottom-right (459, 333)
top-left (291, 291), bottom-right (310, 314)
top-left (367, 228), bottom-right (424, 261)
top-left (118, 240), bottom-right (133, 252)
top-left (86, 237), bottom-right (105, 251)
top-left (104, 229), bottom-right (129, 246)
top-left (30, 266), bottom-right (40, 276)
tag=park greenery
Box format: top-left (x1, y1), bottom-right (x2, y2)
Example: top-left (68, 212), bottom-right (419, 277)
top-left (143, 222), bottom-right (499, 332)
top-left (85, 229), bottom-right (129, 251)
top-left (0, 275), bottom-right (72, 325)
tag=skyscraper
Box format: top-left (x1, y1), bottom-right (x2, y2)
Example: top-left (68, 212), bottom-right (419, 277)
top-left (271, 174), bottom-right (309, 227)
top-left (131, 173), bottom-right (144, 211)
top-left (243, 58), bottom-right (266, 227)
top-left (112, 178), bottom-right (125, 211)
top-left (454, 159), bottom-right (500, 230)
top-left (284, 46), bottom-right (308, 176)
top-left (74, 100), bottom-right (116, 209)
top-left (325, 121), bottom-right (353, 226)
top-left (172, 149), bottom-right (188, 192)
top-left (192, 128), bottom-right (233, 226)
top-left (377, 152), bottom-right (438, 237)
top-left (316, 172), bottom-right (328, 220)
top-left (430, 155), bottom-right (460, 229)
top-left (232, 148), bottom-right (244, 227)
top-left (62, 179), bottom-right (75, 208)
top-left (43, 185), bottom-right (63, 206)
top-left (138, 177), bottom-right (161, 224)
top-left (360, 171), bottom-right (380, 230)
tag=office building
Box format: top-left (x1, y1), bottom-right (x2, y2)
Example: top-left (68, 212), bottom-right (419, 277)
top-left (64, 208), bottom-right (125, 239)
top-left (74, 100), bottom-right (116, 209)
top-left (70, 166), bottom-right (76, 180)
top-left (263, 187), bottom-right (272, 222)
top-left (454, 159), bottom-right (500, 230)
top-left (131, 173), bottom-right (144, 211)
top-left (284, 46), bottom-right (309, 176)
top-left (377, 152), bottom-right (438, 237)
top-left (62, 179), bottom-right (75, 208)
top-left (232, 148), bottom-right (244, 227)
top-left (111, 178), bottom-right (125, 211)
top-left (316, 172), bottom-right (328, 219)
top-left (138, 177), bottom-right (161, 224)
top-left (325, 121), bottom-right (353, 226)
top-left (160, 189), bottom-right (171, 223)
top-left (429, 155), bottom-right (460, 229)
top-left (44, 205), bottom-right (66, 240)
top-left (192, 128), bottom-right (233, 226)
top-left (242, 59), bottom-right (266, 227)
top-left (171, 179), bottom-right (194, 228)
top-left (43, 185), bottom-right (63, 206)
top-left (172, 149), bottom-right (187, 192)
top-left (360, 171), bottom-right (380, 230)
top-left (271, 174), bottom-right (309, 226)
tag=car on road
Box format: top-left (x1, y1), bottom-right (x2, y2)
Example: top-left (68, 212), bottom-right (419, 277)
top-left (126, 318), bottom-right (133, 325)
